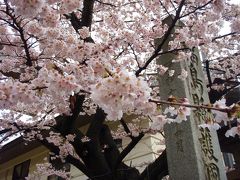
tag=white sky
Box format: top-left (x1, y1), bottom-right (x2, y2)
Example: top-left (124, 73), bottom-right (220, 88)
top-left (229, 0), bottom-right (240, 5)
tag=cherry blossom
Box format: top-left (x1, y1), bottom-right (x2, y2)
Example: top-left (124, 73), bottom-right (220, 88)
top-left (225, 125), bottom-right (240, 137)
top-left (212, 98), bottom-right (229, 124)
top-left (90, 69), bottom-right (155, 120)
top-left (158, 65), bottom-right (168, 76)
top-left (78, 26), bottom-right (90, 39)
top-left (150, 115), bottom-right (168, 131)
top-left (178, 69), bottom-right (188, 80)
top-left (168, 70), bottom-right (175, 77)
top-left (199, 123), bottom-right (221, 131)
top-left (163, 98), bottom-right (191, 123)
top-left (26, 162), bottom-right (70, 180)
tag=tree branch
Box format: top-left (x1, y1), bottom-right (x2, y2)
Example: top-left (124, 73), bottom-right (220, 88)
top-left (135, 0), bottom-right (186, 76)
top-left (86, 108), bottom-right (106, 138)
top-left (100, 123), bottom-right (141, 179)
top-left (120, 118), bottom-right (134, 140)
top-left (39, 133), bottom-right (93, 179)
top-left (139, 149), bottom-right (168, 180)
top-left (55, 95), bottom-right (85, 135)
top-left (180, 0), bottom-right (213, 18)
top-left (3, 0), bottom-right (32, 66)
top-left (205, 60), bottom-right (212, 87)
top-left (149, 99), bottom-right (229, 113)
top-left (99, 124), bottom-right (120, 169)
top-left (114, 132), bottom-right (144, 169)
top-left (64, 0), bottom-right (95, 31)
top-left (212, 32), bottom-right (237, 42)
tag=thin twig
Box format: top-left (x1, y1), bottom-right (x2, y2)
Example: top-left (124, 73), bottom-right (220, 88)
top-left (149, 99), bottom-right (229, 113)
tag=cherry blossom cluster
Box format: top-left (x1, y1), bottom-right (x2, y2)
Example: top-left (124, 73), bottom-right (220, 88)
top-left (225, 125), bottom-right (240, 138)
top-left (148, 98), bottom-right (191, 131)
top-left (0, 81), bottom-right (36, 109)
top-left (91, 69), bottom-right (156, 120)
top-left (9, 0), bottom-right (79, 19)
top-left (26, 162), bottom-right (70, 180)
top-left (164, 98), bottom-right (191, 122)
top-left (45, 131), bottom-right (79, 160)
top-left (212, 98), bottom-right (229, 124)
top-left (196, 97), bottom-right (240, 136)
top-left (31, 66), bottom-right (82, 114)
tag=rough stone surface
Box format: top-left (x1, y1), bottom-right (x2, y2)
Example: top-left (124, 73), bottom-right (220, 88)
top-left (155, 16), bottom-right (227, 180)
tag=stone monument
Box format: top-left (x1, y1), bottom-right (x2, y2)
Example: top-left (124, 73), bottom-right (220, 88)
top-left (156, 16), bottom-right (227, 180)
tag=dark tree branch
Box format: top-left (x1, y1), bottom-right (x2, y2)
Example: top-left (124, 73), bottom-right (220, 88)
top-left (3, 0), bottom-right (32, 66)
top-left (100, 124), bottom-right (140, 180)
top-left (115, 132), bottom-right (144, 169)
top-left (81, 0), bottom-right (95, 30)
top-left (135, 0), bottom-right (186, 76)
top-left (212, 32), bottom-right (237, 42)
top-left (159, 1), bottom-right (174, 20)
top-left (120, 118), bottom-right (134, 140)
top-left (129, 44), bottom-right (140, 68)
top-left (55, 95), bottom-right (85, 136)
top-left (95, 0), bottom-right (117, 7)
top-left (203, 67), bottom-right (225, 73)
top-left (217, 121), bottom-right (240, 153)
top-left (170, 0), bottom-right (177, 11)
top-left (0, 130), bottom-right (21, 144)
top-left (139, 149), bottom-right (168, 180)
top-left (75, 108), bottom-right (113, 179)
top-left (64, 0), bottom-right (95, 43)
top-left (66, 156), bottom-right (93, 178)
top-left (64, 0), bottom-right (95, 31)
top-left (87, 108), bottom-right (106, 138)
top-left (64, 12), bottom-right (82, 32)
top-left (180, 0), bottom-right (213, 18)
top-left (0, 70), bottom-right (21, 79)
top-left (208, 82), bottom-right (240, 103)
top-left (67, 127), bottom-right (86, 157)
top-left (205, 60), bottom-right (212, 87)
top-left (205, 52), bottom-right (240, 63)
top-left (99, 124), bottom-right (120, 168)
top-left (69, 95), bottom-right (85, 122)
top-left (157, 47), bottom-right (190, 55)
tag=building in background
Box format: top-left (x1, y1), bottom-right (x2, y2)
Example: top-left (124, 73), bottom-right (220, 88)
top-left (0, 120), bottom-right (165, 180)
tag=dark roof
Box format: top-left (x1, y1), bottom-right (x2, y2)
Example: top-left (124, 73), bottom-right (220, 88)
top-left (0, 136), bottom-right (40, 163)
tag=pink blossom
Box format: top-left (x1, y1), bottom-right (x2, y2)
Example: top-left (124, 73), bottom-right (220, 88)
top-left (231, 18), bottom-right (240, 33)
top-left (212, 98), bottom-right (229, 124)
top-left (178, 69), bottom-right (188, 80)
top-left (158, 65), bottom-right (168, 75)
top-left (79, 27), bottom-right (90, 39)
top-left (150, 115), bottom-right (168, 131)
top-left (168, 70), bottom-right (175, 77)
top-left (199, 123), bottom-right (221, 130)
top-left (225, 126), bottom-right (240, 137)
top-left (90, 69), bottom-right (154, 120)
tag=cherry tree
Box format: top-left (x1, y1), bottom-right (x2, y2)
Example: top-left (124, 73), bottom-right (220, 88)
top-left (0, 0), bottom-right (239, 179)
